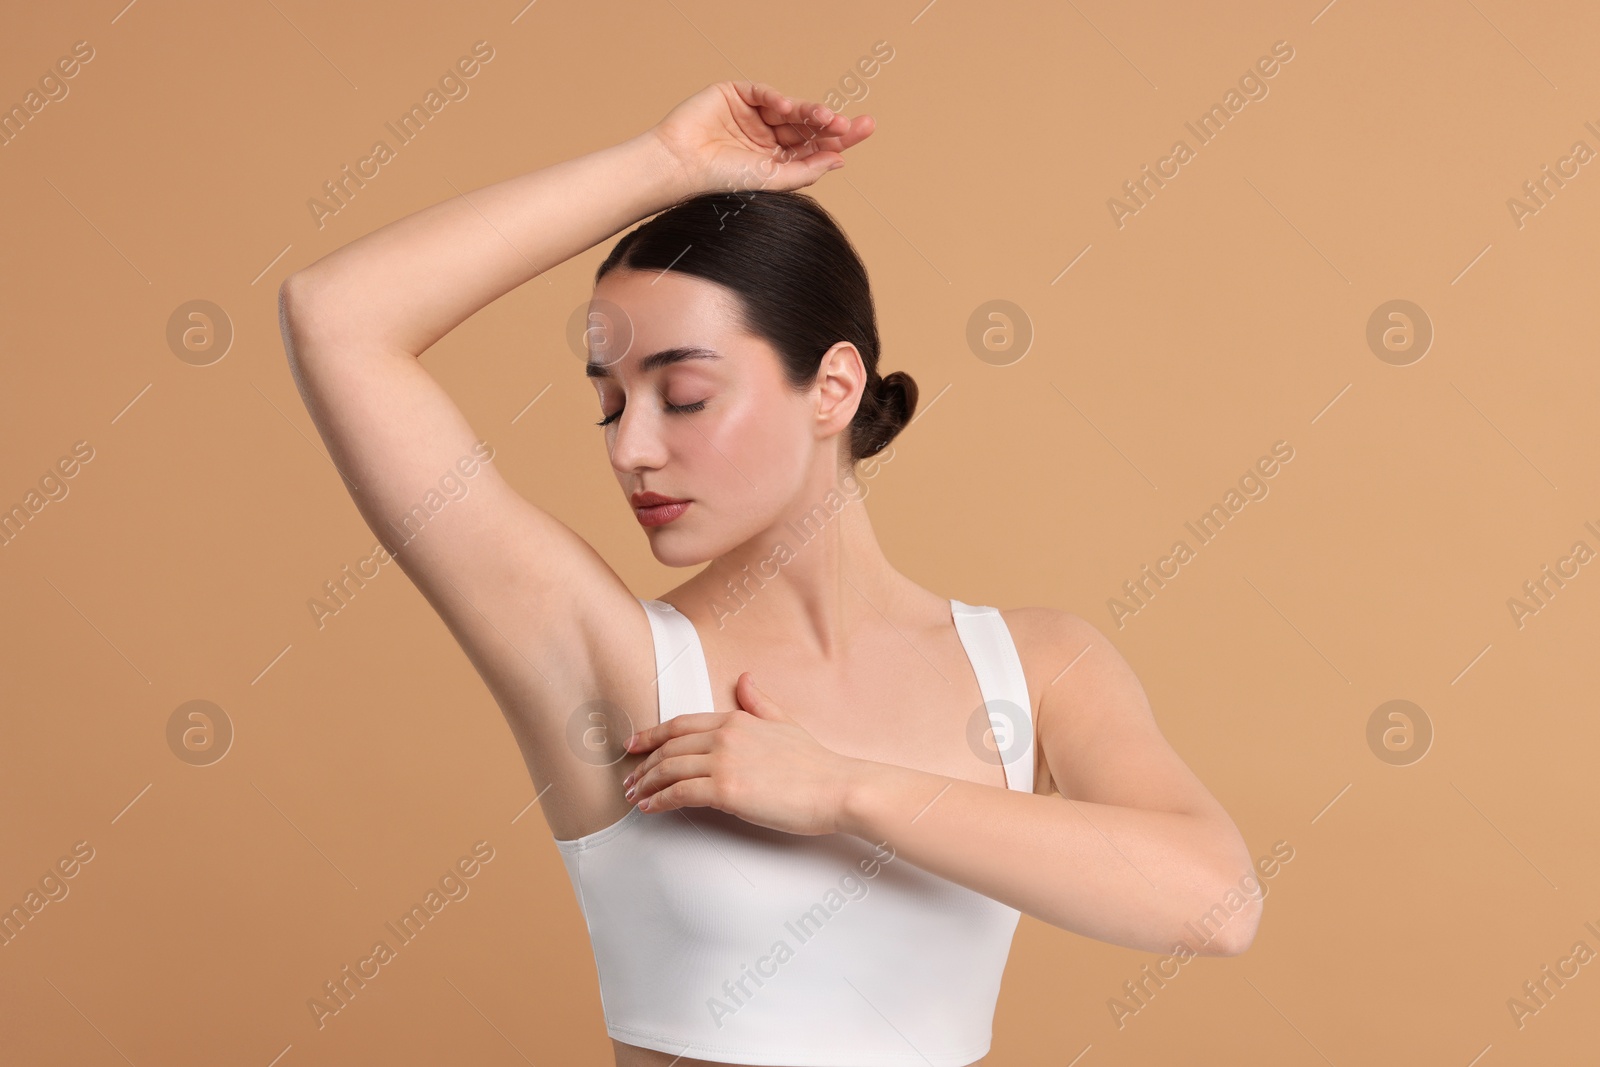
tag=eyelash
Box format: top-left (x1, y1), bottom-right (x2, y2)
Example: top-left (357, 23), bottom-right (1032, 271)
top-left (595, 399), bottom-right (707, 427)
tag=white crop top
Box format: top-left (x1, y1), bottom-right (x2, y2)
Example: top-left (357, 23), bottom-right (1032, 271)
top-left (554, 596), bottom-right (1036, 1066)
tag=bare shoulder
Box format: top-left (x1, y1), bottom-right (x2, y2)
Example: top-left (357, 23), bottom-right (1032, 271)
top-left (996, 606), bottom-right (1089, 797)
top-left (997, 603), bottom-right (1094, 647)
top-left (999, 604), bottom-right (1226, 821)
top-left (997, 604), bottom-right (1110, 710)
top-left (999, 604), bottom-right (1143, 702)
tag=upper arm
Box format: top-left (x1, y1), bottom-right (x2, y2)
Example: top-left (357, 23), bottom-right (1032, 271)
top-left (1024, 608), bottom-right (1258, 955)
top-left (275, 273), bottom-right (640, 708)
top-left (1028, 609), bottom-right (1231, 825)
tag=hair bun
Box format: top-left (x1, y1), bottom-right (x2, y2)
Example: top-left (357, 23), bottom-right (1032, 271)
top-left (855, 370), bottom-right (919, 461)
top-left (599, 188), bottom-right (907, 466)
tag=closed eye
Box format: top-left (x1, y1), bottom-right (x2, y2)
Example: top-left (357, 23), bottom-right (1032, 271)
top-left (595, 399), bottom-right (707, 427)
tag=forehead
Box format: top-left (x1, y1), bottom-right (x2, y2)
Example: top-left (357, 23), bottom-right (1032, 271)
top-left (585, 269), bottom-right (746, 380)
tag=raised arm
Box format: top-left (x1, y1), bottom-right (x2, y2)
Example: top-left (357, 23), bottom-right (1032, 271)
top-left (273, 81), bottom-right (873, 784)
top-left (275, 126), bottom-right (687, 714)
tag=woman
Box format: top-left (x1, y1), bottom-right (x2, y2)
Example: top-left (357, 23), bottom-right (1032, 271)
top-left (277, 80), bottom-right (1258, 1067)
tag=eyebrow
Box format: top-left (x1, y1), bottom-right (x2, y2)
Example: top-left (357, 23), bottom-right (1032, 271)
top-left (584, 346), bottom-right (722, 379)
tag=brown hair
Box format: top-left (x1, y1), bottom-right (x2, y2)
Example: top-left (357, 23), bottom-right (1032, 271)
top-left (596, 189), bottom-right (917, 463)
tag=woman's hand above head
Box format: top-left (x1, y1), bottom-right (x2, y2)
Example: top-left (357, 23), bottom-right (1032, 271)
top-left (621, 672), bottom-right (864, 837)
top-left (648, 80), bottom-right (875, 199)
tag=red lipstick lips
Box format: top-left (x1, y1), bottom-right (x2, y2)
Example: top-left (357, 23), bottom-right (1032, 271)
top-left (631, 491), bottom-right (691, 527)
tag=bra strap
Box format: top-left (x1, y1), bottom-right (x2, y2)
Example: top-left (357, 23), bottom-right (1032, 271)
top-left (637, 598), bottom-right (715, 727)
top-left (951, 600), bottom-right (1036, 793)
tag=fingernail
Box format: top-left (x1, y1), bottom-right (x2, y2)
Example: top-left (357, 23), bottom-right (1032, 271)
top-left (829, 160), bottom-right (844, 171)
top-left (624, 733), bottom-right (637, 751)
top-left (623, 772), bottom-right (635, 788)
top-left (624, 784), bottom-right (636, 800)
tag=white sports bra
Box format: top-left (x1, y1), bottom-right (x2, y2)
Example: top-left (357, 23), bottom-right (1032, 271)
top-left (554, 596), bottom-right (1036, 1066)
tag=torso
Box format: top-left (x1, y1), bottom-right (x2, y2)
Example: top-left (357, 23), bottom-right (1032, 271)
top-left (513, 580), bottom-right (1061, 1067)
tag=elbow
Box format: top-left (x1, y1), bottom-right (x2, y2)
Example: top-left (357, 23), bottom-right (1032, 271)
top-left (276, 277), bottom-right (298, 363)
top-left (1187, 825), bottom-right (1265, 957)
top-left (277, 270), bottom-right (337, 364)
top-left (1208, 895), bottom-right (1262, 957)
top-left (276, 279), bottom-right (295, 345)
top-left (1180, 865), bottom-right (1264, 958)
top-left (277, 272), bottom-right (309, 347)
top-left (276, 272), bottom-right (340, 390)
top-left (277, 269), bottom-right (406, 359)
top-left (277, 270), bottom-right (320, 333)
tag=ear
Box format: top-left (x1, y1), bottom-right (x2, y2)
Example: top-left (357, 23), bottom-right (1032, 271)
top-left (813, 342), bottom-right (867, 440)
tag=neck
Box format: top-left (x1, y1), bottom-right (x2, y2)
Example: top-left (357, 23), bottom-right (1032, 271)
top-left (689, 472), bottom-right (909, 658)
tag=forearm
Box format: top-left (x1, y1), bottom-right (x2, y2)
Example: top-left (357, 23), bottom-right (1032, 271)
top-left (283, 130), bottom-right (690, 356)
top-left (837, 759), bottom-right (1260, 956)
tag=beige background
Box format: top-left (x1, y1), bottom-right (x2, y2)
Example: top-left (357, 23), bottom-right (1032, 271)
top-left (3, 0), bottom-right (1598, 1063)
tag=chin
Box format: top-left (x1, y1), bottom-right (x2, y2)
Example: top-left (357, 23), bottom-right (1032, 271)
top-left (643, 510), bottom-right (760, 569)
top-left (643, 527), bottom-right (717, 569)
top-left (650, 545), bottom-right (713, 569)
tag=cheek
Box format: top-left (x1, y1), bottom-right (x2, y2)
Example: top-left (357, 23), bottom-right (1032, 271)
top-left (688, 392), bottom-right (810, 490)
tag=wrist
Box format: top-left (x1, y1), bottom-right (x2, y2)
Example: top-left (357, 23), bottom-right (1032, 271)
top-left (834, 756), bottom-right (880, 839)
top-left (624, 127), bottom-right (699, 207)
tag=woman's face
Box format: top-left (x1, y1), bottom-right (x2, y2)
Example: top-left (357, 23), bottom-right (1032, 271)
top-left (586, 268), bottom-right (854, 567)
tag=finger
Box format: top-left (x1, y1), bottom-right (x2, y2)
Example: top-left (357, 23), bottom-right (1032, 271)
top-left (624, 731), bottom-right (715, 789)
top-left (746, 87), bottom-right (844, 136)
top-left (639, 774), bottom-right (721, 814)
top-left (735, 672), bottom-right (788, 722)
top-left (736, 80), bottom-right (793, 122)
top-left (626, 710), bottom-right (728, 753)
top-left (750, 148), bottom-right (848, 191)
top-left (755, 100), bottom-right (800, 126)
top-left (833, 112), bottom-right (875, 149)
top-left (760, 135), bottom-right (839, 171)
top-left (780, 95), bottom-right (838, 125)
top-left (774, 112), bottom-right (872, 153)
top-left (724, 83), bottom-right (790, 150)
top-left (766, 136), bottom-right (836, 167)
top-left (631, 753), bottom-right (716, 806)
top-left (771, 104), bottom-right (846, 145)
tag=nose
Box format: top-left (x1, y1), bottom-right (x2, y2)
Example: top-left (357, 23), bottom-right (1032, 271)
top-left (607, 401), bottom-right (668, 475)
